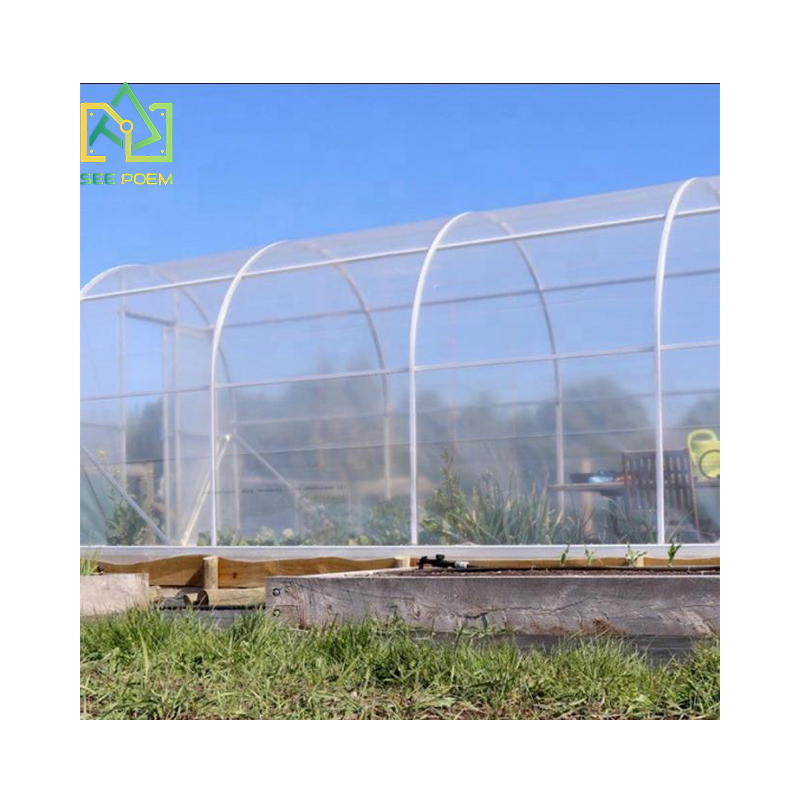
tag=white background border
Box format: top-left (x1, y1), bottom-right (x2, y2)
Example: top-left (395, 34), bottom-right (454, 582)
top-left (1, 0), bottom-right (798, 787)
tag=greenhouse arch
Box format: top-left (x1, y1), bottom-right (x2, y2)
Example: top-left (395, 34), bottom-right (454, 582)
top-left (81, 177), bottom-right (720, 556)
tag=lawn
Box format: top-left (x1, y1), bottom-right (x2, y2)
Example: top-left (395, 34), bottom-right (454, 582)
top-left (80, 610), bottom-right (719, 720)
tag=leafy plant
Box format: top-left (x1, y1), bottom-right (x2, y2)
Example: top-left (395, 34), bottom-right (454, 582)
top-left (105, 492), bottom-right (149, 546)
top-left (196, 497), bottom-right (410, 547)
top-left (197, 527), bottom-right (304, 546)
top-left (583, 545), bottom-right (596, 567)
top-left (297, 494), bottom-right (353, 545)
top-left (665, 512), bottom-right (701, 544)
top-left (559, 543), bottom-right (571, 568)
top-left (422, 451), bottom-right (590, 545)
top-left (667, 538), bottom-right (682, 568)
top-left (624, 545), bottom-right (646, 568)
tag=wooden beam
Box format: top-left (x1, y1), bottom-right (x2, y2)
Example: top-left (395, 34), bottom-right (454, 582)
top-left (206, 588), bottom-right (265, 607)
top-left (98, 555), bottom-right (204, 586)
top-left (265, 573), bottom-right (720, 636)
top-left (96, 554), bottom-right (720, 587)
top-left (217, 557), bottom-right (404, 588)
top-left (96, 556), bottom-right (403, 587)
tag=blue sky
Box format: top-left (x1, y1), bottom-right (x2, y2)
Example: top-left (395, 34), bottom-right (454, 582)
top-left (80, 84), bottom-right (719, 286)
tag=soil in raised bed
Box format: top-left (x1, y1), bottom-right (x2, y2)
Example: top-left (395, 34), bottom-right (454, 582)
top-left (391, 567), bottom-right (720, 577)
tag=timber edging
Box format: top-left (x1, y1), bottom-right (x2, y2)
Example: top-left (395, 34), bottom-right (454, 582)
top-left (264, 573), bottom-right (720, 636)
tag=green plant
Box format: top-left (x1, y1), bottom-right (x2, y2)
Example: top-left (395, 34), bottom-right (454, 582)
top-left (583, 545), bottom-right (596, 567)
top-left (665, 512), bottom-right (701, 544)
top-left (667, 538), bottom-right (682, 568)
top-left (559, 543), bottom-right (571, 567)
top-left (80, 552), bottom-right (100, 576)
top-left (196, 498), bottom-right (410, 548)
top-left (624, 545), bottom-right (646, 568)
top-left (360, 498), bottom-right (410, 545)
top-left (197, 527), bottom-right (304, 546)
top-left (422, 451), bottom-right (590, 545)
top-left (607, 499), bottom-right (657, 544)
top-left (105, 492), bottom-right (149, 546)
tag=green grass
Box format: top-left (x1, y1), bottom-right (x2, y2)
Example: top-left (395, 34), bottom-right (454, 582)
top-left (80, 610), bottom-right (719, 719)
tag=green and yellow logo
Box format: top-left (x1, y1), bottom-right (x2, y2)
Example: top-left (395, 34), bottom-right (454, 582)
top-left (81, 83), bottom-right (172, 163)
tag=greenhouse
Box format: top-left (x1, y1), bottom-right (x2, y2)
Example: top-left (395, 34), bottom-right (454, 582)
top-left (80, 176), bottom-right (720, 553)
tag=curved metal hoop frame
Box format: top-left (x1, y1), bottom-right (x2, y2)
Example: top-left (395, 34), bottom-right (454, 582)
top-left (207, 240), bottom-right (402, 544)
top-left (654, 177), bottom-right (701, 543)
top-left (408, 212), bottom-right (474, 542)
top-left (208, 241), bottom-right (286, 545)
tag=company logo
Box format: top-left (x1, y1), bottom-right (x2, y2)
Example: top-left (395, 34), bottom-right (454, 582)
top-left (81, 83), bottom-right (172, 163)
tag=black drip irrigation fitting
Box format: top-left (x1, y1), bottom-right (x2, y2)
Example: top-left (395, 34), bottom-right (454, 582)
top-left (416, 555), bottom-right (524, 573)
top-left (418, 554), bottom-right (471, 571)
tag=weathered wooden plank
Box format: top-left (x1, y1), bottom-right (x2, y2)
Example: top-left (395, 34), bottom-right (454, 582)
top-left (95, 554), bottom-right (720, 587)
top-left (643, 556), bottom-right (720, 568)
top-left (154, 586), bottom-right (265, 607)
top-left (80, 574), bottom-right (151, 617)
top-left (265, 574), bottom-right (720, 637)
top-left (217, 557), bottom-right (402, 588)
top-left (99, 556), bottom-right (204, 586)
top-left (96, 556), bottom-right (402, 587)
top-left (205, 588), bottom-right (265, 607)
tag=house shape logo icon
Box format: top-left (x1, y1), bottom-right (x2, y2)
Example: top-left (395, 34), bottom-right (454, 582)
top-left (81, 83), bottom-right (172, 163)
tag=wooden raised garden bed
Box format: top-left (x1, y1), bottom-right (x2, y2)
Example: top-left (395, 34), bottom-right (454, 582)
top-left (264, 567), bottom-right (720, 637)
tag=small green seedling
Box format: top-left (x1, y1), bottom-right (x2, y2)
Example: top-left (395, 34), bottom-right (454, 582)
top-left (559, 543), bottom-right (571, 567)
top-left (584, 545), bottom-right (596, 567)
top-left (667, 538), bottom-right (682, 568)
top-left (624, 545), bottom-right (646, 568)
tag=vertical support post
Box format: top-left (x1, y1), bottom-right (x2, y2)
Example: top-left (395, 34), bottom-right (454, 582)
top-left (172, 293), bottom-right (182, 538)
top-left (119, 285), bottom-right (127, 493)
top-left (408, 213), bottom-right (473, 544)
top-left (382, 414), bottom-right (392, 501)
top-left (555, 396), bottom-right (565, 509)
top-left (203, 556), bottom-right (219, 591)
top-left (232, 412), bottom-right (242, 536)
top-left (654, 178), bottom-right (697, 545)
top-left (161, 325), bottom-right (172, 541)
